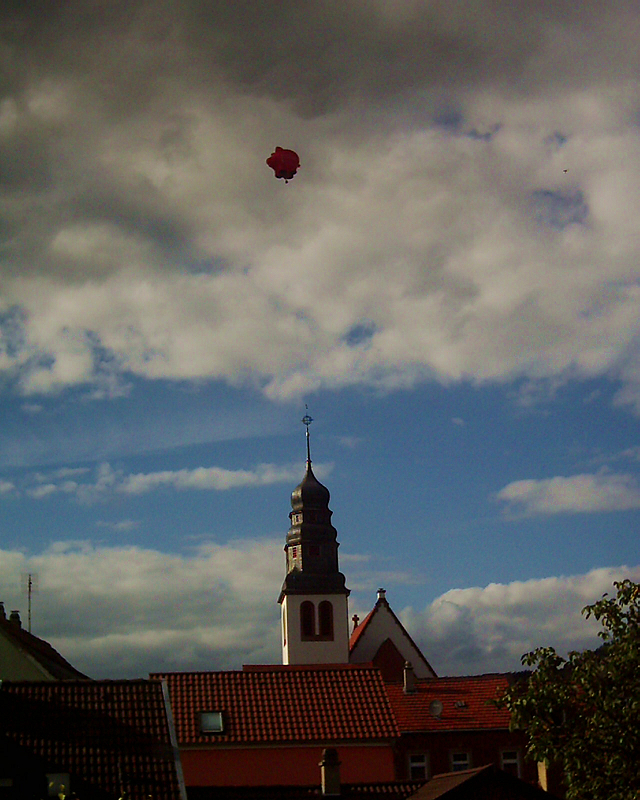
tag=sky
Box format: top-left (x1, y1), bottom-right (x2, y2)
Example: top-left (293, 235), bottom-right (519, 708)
top-left (0, 0), bottom-right (639, 679)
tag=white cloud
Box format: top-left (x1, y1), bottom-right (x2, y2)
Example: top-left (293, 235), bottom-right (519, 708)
top-left (401, 565), bottom-right (640, 675)
top-left (1, 542), bottom-right (636, 679)
top-left (0, 539), bottom-right (284, 678)
top-left (95, 519), bottom-right (140, 532)
top-left (120, 462), bottom-right (305, 495)
top-left (0, 538), bottom-right (640, 678)
top-left (12, 460), bottom-right (320, 502)
top-left (496, 471), bottom-right (640, 516)
top-left (27, 483), bottom-right (58, 499)
top-left (0, 480), bottom-right (15, 494)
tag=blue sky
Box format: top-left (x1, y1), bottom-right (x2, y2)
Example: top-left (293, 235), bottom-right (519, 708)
top-left (0, 1), bottom-right (639, 678)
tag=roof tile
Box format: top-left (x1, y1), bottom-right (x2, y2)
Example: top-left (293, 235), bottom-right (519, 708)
top-left (1, 679), bottom-right (183, 800)
top-left (153, 664), bottom-right (399, 746)
top-left (385, 674), bottom-right (512, 732)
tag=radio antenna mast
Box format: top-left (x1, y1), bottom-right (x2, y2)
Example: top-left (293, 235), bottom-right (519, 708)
top-left (21, 572), bottom-right (38, 633)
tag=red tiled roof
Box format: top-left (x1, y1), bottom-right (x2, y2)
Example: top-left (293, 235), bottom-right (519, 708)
top-left (0, 615), bottom-right (88, 680)
top-left (385, 674), bottom-right (512, 732)
top-left (0, 679), bottom-right (184, 800)
top-left (152, 664), bottom-right (399, 746)
top-left (349, 608), bottom-right (375, 649)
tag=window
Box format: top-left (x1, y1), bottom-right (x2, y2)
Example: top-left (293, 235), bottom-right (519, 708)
top-left (300, 600), bottom-right (315, 639)
top-left (318, 600), bottom-right (334, 639)
top-left (408, 754), bottom-right (428, 780)
top-left (501, 749), bottom-right (520, 778)
top-left (47, 774), bottom-right (70, 797)
top-left (283, 604), bottom-right (287, 646)
top-left (200, 711), bottom-right (224, 733)
top-left (451, 752), bottom-right (470, 772)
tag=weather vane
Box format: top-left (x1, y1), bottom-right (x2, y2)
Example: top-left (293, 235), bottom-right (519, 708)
top-left (302, 405), bottom-right (313, 463)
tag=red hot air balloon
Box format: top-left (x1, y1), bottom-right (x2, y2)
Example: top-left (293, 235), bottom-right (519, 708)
top-left (266, 147), bottom-right (300, 183)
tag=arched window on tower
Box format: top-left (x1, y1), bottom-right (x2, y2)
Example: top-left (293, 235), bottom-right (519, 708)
top-left (318, 600), bottom-right (334, 640)
top-left (300, 601), bottom-right (315, 640)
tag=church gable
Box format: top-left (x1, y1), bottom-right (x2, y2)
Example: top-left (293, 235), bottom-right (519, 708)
top-left (349, 590), bottom-right (437, 679)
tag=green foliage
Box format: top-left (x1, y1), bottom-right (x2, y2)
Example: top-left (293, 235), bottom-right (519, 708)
top-left (498, 580), bottom-right (640, 800)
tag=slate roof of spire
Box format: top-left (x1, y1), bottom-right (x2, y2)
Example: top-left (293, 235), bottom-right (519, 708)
top-left (0, 611), bottom-right (88, 680)
top-left (152, 664), bottom-right (399, 745)
top-left (0, 679), bottom-right (185, 800)
top-left (384, 674), bottom-right (514, 732)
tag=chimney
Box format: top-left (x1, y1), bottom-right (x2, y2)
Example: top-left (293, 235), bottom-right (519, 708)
top-left (319, 748), bottom-right (341, 796)
top-left (403, 661), bottom-right (417, 694)
top-left (0, 602), bottom-right (5, 620)
top-left (376, 587), bottom-right (386, 602)
top-left (9, 610), bottom-right (22, 628)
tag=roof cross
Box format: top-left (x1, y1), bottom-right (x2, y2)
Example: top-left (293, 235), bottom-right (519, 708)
top-left (302, 406), bottom-right (313, 464)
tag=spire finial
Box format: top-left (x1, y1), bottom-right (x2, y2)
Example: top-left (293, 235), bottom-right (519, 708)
top-left (302, 405), bottom-right (313, 464)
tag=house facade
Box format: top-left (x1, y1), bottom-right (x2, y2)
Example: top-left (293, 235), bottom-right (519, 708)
top-left (385, 670), bottom-right (536, 784)
top-left (153, 663), bottom-right (399, 787)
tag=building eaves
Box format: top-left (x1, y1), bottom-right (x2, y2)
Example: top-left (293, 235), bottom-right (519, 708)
top-left (188, 780), bottom-right (425, 800)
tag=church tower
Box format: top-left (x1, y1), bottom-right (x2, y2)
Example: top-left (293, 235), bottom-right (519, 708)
top-left (278, 414), bottom-right (350, 665)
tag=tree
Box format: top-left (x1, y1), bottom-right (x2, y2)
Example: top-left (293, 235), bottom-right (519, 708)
top-left (498, 579), bottom-right (640, 800)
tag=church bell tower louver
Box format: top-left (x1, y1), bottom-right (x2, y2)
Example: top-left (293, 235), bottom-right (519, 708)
top-left (278, 413), bottom-right (350, 665)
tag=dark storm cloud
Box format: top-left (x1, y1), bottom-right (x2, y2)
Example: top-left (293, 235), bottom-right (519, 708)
top-left (3, 1), bottom-right (638, 117)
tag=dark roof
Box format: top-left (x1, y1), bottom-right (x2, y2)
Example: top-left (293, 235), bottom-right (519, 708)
top-left (291, 461), bottom-right (331, 511)
top-left (408, 764), bottom-right (556, 800)
top-left (409, 767), bottom-right (492, 799)
top-left (152, 664), bottom-right (399, 746)
top-left (188, 781), bottom-right (425, 800)
top-left (0, 679), bottom-right (185, 800)
top-left (385, 674), bottom-right (512, 732)
top-left (0, 613), bottom-right (88, 680)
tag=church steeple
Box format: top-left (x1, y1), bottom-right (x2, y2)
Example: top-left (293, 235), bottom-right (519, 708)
top-left (278, 413), bottom-right (350, 665)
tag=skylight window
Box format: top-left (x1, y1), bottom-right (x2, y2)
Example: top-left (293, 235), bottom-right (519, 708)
top-left (200, 711), bottom-right (224, 733)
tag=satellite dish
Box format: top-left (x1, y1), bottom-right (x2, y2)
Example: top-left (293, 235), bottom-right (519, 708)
top-left (429, 699), bottom-right (443, 718)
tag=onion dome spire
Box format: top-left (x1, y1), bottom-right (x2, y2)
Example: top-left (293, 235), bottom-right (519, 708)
top-left (278, 409), bottom-right (348, 601)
